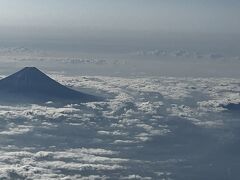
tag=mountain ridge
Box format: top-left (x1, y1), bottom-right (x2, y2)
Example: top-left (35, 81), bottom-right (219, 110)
top-left (0, 67), bottom-right (100, 103)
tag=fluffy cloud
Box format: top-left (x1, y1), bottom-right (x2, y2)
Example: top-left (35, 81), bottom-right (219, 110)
top-left (0, 74), bottom-right (240, 179)
top-left (0, 148), bottom-right (126, 179)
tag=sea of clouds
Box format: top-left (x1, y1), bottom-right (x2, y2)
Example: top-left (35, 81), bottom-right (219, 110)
top-left (0, 74), bottom-right (240, 179)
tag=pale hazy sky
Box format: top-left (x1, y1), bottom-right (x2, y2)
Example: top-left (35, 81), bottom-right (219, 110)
top-left (0, 0), bottom-right (239, 33)
top-left (0, 0), bottom-right (240, 77)
top-left (0, 0), bottom-right (239, 54)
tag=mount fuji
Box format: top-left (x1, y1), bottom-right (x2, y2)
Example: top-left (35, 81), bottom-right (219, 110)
top-left (0, 67), bottom-right (100, 104)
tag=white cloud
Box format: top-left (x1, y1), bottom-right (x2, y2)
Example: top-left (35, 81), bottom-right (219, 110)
top-left (0, 125), bottom-right (32, 136)
top-left (0, 148), bottom-right (127, 179)
top-left (0, 74), bottom-right (239, 179)
top-left (120, 175), bottom-right (152, 180)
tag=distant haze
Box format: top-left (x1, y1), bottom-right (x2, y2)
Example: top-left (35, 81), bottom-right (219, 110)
top-left (0, 0), bottom-right (239, 49)
top-left (1, 0), bottom-right (240, 32)
top-left (0, 0), bottom-right (239, 77)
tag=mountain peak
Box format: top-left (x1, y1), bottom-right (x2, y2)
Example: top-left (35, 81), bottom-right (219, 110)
top-left (2, 67), bottom-right (52, 85)
top-left (16, 66), bottom-right (45, 76)
top-left (0, 67), bottom-right (99, 103)
top-left (23, 66), bottom-right (38, 70)
top-left (21, 66), bottom-right (40, 72)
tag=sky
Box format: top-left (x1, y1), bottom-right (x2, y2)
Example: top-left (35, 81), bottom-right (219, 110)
top-left (0, 0), bottom-right (240, 34)
top-left (0, 0), bottom-right (239, 60)
top-left (0, 0), bottom-right (239, 33)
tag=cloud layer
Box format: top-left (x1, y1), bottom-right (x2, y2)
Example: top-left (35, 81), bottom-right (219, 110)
top-left (0, 74), bottom-right (240, 179)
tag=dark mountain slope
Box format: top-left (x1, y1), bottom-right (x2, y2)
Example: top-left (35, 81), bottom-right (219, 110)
top-left (0, 67), bottom-right (100, 103)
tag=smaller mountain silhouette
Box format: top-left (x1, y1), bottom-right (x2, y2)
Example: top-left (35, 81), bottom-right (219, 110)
top-left (222, 103), bottom-right (240, 111)
top-left (0, 67), bottom-right (100, 104)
